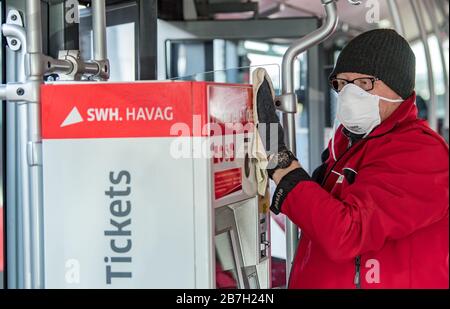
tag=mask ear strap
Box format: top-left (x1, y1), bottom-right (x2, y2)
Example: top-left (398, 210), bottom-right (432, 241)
top-left (331, 118), bottom-right (338, 161)
top-left (380, 97), bottom-right (404, 103)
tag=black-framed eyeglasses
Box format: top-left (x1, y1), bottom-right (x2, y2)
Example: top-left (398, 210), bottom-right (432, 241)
top-left (330, 77), bottom-right (380, 93)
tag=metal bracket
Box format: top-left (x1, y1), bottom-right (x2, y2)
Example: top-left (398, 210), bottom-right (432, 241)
top-left (5, 9), bottom-right (24, 51)
top-left (275, 93), bottom-right (298, 114)
top-left (57, 50), bottom-right (82, 80)
top-left (4, 81), bottom-right (40, 102)
top-left (27, 141), bottom-right (43, 167)
top-left (49, 50), bottom-right (109, 81)
top-left (92, 59), bottom-right (110, 80)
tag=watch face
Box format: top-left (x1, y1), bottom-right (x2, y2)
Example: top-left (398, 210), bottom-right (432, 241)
top-left (277, 151), bottom-right (292, 169)
top-left (268, 150), bottom-right (295, 172)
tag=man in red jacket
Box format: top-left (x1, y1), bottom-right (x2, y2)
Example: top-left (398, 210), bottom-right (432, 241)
top-left (257, 29), bottom-right (449, 288)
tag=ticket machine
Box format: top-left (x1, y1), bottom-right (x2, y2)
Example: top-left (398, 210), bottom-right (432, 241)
top-left (40, 81), bottom-right (271, 288)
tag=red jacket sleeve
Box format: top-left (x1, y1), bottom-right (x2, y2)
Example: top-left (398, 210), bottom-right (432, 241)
top-left (282, 132), bottom-right (449, 262)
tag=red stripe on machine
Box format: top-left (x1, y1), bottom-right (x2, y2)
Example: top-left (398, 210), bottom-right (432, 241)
top-left (41, 82), bottom-right (253, 139)
top-left (41, 82), bottom-right (206, 139)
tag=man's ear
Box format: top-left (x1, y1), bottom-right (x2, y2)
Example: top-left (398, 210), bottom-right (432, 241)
top-left (377, 80), bottom-right (403, 101)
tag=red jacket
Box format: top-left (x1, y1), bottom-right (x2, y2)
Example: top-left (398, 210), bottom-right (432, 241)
top-left (0, 207), bottom-right (5, 273)
top-left (0, 208), bottom-right (3, 272)
top-left (283, 94), bottom-right (449, 289)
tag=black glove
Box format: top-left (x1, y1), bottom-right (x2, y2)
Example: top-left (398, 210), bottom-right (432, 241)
top-left (255, 74), bottom-right (297, 178)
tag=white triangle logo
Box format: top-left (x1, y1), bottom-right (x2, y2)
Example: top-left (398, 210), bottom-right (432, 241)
top-left (61, 107), bottom-right (84, 128)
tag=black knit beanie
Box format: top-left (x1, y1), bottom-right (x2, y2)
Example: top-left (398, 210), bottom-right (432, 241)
top-left (330, 29), bottom-right (416, 99)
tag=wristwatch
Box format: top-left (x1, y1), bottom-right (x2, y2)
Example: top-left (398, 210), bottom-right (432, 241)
top-left (267, 149), bottom-right (298, 179)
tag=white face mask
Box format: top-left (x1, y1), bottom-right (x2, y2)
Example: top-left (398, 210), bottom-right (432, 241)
top-left (330, 83), bottom-right (403, 161)
top-left (336, 84), bottom-right (403, 135)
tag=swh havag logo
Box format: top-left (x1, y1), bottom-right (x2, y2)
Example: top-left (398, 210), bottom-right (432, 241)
top-left (61, 107), bottom-right (84, 128)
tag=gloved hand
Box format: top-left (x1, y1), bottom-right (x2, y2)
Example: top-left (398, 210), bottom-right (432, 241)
top-left (252, 68), bottom-right (299, 178)
top-left (253, 68), bottom-right (286, 161)
top-left (252, 68), bottom-right (312, 215)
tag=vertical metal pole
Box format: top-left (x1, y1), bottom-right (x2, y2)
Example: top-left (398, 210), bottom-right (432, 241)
top-left (3, 19), bottom-right (26, 289)
top-left (435, 0), bottom-right (449, 37)
top-left (2, 21), bottom-right (30, 289)
top-left (386, 0), bottom-right (405, 37)
top-left (25, 0), bottom-right (44, 289)
top-left (92, 0), bottom-right (107, 61)
top-left (279, 0), bottom-right (338, 284)
top-left (17, 101), bottom-right (32, 288)
top-left (411, 0), bottom-right (438, 131)
top-left (424, 0), bottom-right (449, 140)
top-left (6, 99), bottom-right (18, 289)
